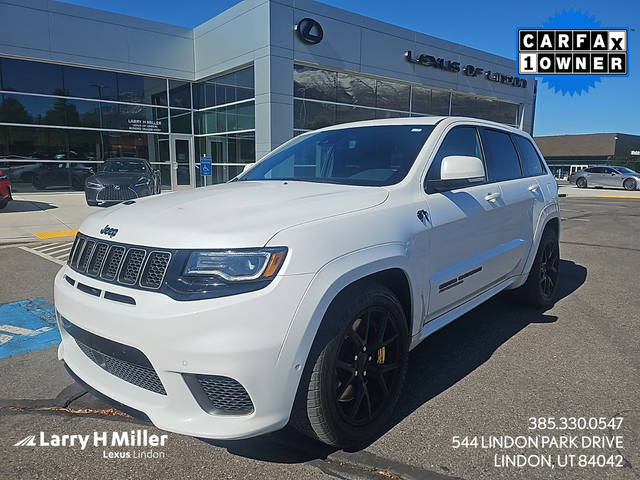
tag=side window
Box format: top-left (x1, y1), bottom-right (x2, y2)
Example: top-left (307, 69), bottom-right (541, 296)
top-left (603, 167), bottom-right (614, 174)
top-left (584, 167), bottom-right (595, 173)
top-left (591, 167), bottom-right (604, 174)
top-left (513, 135), bottom-right (545, 177)
top-left (480, 128), bottom-right (523, 182)
top-left (425, 126), bottom-right (484, 184)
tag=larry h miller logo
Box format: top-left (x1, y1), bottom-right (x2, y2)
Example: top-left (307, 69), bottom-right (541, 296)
top-left (14, 429), bottom-right (168, 459)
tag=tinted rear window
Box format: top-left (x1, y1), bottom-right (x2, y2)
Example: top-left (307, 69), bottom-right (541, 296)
top-left (480, 129), bottom-right (523, 182)
top-left (513, 135), bottom-right (545, 176)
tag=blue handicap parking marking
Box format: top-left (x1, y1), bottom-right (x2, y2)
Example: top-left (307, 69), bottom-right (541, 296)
top-left (0, 297), bottom-right (60, 359)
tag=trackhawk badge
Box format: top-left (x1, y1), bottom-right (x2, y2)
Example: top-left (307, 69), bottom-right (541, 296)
top-left (100, 225), bottom-right (119, 238)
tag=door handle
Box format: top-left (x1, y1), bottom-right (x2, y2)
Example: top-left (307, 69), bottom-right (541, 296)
top-left (484, 192), bottom-right (501, 202)
top-left (528, 183), bottom-right (539, 192)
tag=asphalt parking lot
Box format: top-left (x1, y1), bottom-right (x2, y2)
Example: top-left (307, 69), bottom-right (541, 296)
top-left (0, 196), bottom-right (638, 480)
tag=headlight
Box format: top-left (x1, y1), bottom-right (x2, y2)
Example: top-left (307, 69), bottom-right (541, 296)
top-left (184, 249), bottom-right (286, 281)
top-left (135, 177), bottom-right (151, 186)
top-left (164, 247), bottom-right (288, 300)
top-left (86, 181), bottom-right (101, 188)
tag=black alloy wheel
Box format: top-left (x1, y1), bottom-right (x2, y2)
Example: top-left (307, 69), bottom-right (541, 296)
top-left (515, 227), bottom-right (560, 308)
top-left (539, 241), bottom-right (559, 300)
top-left (623, 178), bottom-right (637, 191)
top-left (291, 282), bottom-right (409, 449)
top-left (576, 177), bottom-right (587, 188)
top-left (334, 306), bottom-right (402, 426)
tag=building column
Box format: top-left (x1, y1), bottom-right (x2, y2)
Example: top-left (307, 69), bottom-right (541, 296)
top-left (254, 52), bottom-right (294, 161)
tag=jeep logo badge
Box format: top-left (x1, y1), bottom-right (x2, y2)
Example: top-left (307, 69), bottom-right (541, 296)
top-left (99, 225), bottom-right (118, 238)
top-left (296, 18), bottom-right (323, 45)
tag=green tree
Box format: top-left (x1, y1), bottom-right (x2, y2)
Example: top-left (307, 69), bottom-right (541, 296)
top-left (0, 97), bottom-right (32, 124)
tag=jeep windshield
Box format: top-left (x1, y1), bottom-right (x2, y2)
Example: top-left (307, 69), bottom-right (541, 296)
top-left (237, 124), bottom-right (435, 186)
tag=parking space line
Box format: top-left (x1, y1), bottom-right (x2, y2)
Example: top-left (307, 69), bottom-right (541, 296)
top-left (40, 245), bottom-right (73, 257)
top-left (33, 241), bottom-right (73, 252)
top-left (597, 195), bottom-right (640, 199)
top-left (0, 334), bottom-right (12, 345)
top-left (33, 229), bottom-right (78, 239)
top-left (20, 245), bottom-right (67, 266)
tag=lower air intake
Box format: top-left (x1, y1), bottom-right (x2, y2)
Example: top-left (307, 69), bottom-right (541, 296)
top-left (183, 374), bottom-right (254, 415)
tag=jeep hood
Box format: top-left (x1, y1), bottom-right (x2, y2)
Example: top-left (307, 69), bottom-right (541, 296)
top-left (79, 181), bottom-right (389, 248)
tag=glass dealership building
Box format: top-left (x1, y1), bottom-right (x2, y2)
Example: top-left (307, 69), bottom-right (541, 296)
top-left (0, 0), bottom-right (536, 192)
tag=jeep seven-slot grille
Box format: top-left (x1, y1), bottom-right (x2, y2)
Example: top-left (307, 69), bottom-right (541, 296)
top-left (67, 234), bottom-right (171, 291)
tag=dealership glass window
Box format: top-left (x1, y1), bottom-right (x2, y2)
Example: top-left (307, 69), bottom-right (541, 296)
top-left (194, 132), bottom-right (255, 186)
top-left (116, 72), bottom-right (168, 106)
top-left (336, 105), bottom-right (375, 124)
top-left (170, 109), bottom-right (192, 134)
top-left (375, 80), bottom-right (410, 111)
top-left (411, 85), bottom-right (450, 115)
top-left (451, 93), bottom-right (520, 126)
top-left (193, 66), bottom-right (255, 109)
top-left (196, 102), bottom-right (255, 135)
top-left (0, 126), bottom-right (169, 192)
top-left (294, 100), bottom-right (336, 130)
top-left (294, 65), bottom-right (337, 102)
top-left (62, 66), bottom-right (117, 100)
top-left (0, 93), bottom-right (169, 132)
top-left (0, 57), bottom-right (64, 96)
top-left (169, 80), bottom-right (192, 109)
top-left (336, 73), bottom-right (376, 107)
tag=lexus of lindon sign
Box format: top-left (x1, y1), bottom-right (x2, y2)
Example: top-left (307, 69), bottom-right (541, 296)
top-left (405, 50), bottom-right (528, 88)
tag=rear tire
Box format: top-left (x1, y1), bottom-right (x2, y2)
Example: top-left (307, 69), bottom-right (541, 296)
top-left (516, 228), bottom-right (560, 308)
top-left (576, 177), bottom-right (587, 188)
top-left (623, 178), bottom-right (637, 191)
top-left (291, 282), bottom-right (409, 449)
top-left (0, 198), bottom-right (8, 210)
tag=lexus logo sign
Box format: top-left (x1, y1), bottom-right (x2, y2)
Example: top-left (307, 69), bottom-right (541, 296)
top-left (296, 18), bottom-right (323, 45)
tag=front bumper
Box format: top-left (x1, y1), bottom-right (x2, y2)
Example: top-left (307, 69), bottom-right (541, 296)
top-left (55, 266), bottom-right (314, 439)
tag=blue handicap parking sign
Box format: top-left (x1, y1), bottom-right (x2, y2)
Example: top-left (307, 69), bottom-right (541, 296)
top-left (200, 156), bottom-right (212, 176)
top-left (0, 298), bottom-right (60, 359)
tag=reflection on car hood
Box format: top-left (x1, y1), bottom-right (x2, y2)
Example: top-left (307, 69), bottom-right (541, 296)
top-left (92, 172), bottom-right (147, 185)
top-left (80, 180), bottom-right (389, 249)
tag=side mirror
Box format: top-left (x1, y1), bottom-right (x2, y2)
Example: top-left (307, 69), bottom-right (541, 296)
top-left (426, 156), bottom-right (485, 194)
top-left (441, 155), bottom-right (485, 180)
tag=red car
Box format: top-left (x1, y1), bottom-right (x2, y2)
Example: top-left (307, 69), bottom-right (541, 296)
top-left (0, 169), bottom-right (12, 209)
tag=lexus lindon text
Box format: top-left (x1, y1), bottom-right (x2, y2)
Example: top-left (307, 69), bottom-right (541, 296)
top-left (55, 117), bottom-right (560, 448)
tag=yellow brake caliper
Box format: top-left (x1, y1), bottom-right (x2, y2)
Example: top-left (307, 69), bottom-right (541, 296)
top-left (377, 346), bottom-right (386, 364)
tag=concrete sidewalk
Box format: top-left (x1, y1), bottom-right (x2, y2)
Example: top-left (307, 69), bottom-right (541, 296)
top-left (0, 193), bottom-right (99, 244)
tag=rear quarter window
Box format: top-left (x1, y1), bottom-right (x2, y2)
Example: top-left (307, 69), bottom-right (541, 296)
top-left (513, 135), bottom-right (546, 177)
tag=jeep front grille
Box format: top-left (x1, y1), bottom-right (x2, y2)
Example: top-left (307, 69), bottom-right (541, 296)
top-left (68, 234), bottom-right (171, 291)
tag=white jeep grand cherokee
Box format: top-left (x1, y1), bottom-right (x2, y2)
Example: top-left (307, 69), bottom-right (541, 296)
top-left (55, 117), bottom-right (560, 449)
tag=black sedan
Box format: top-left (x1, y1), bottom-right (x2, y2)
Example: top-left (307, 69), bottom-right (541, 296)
top-left (85, 158), bottom-right (161, 206)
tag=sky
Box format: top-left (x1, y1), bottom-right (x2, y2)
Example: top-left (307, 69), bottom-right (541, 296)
top-left (64, 0), bottom-right (640, 136)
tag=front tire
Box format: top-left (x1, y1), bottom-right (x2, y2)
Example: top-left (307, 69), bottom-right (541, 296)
top-left (291, 282), bottom-right (409, 449)
top-left (623, 178), bottom-right (637, 191)
top-left (517, 228), bottom-right (560, 308)
top-left (576, 177), bottom-right (587, 188)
